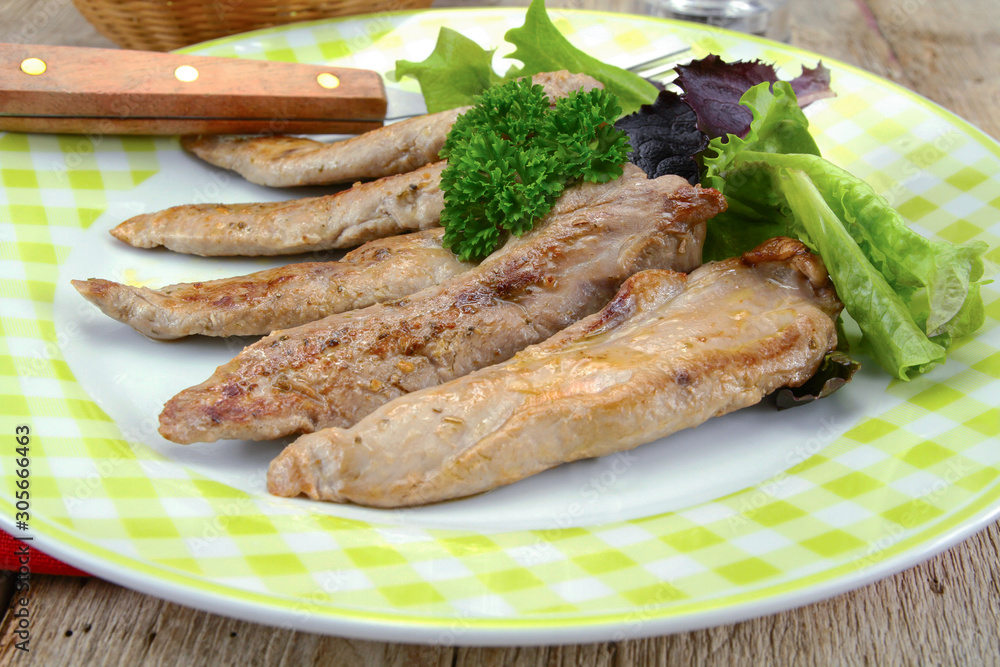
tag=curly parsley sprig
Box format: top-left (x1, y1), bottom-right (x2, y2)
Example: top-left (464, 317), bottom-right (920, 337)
top-left (438, 78), bottom-right (631, 262)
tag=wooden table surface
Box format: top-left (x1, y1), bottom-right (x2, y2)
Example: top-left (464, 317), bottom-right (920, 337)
top-left (1, 0), bottom-right (998, 664)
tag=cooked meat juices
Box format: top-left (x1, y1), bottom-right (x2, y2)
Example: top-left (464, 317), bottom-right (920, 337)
top-left (158, 164), bottom-right (725, 444)
top-left (110, 161), bottom-right (445, 256)
top-left (72, 228), bottom-right (472, 339)
top-left (181, 71), bottom-right (603, 188)
top-left (267, 238), bottom-right (843, 507)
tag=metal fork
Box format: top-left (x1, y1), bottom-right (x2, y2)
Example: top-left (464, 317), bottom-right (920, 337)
top-left (622, 46), bottom-right (695, 84)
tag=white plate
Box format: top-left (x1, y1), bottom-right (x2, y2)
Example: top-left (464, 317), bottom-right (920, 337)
top-left (1, 7), bottom-right (999, 645)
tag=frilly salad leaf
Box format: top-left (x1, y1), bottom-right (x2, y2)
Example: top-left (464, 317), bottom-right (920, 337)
top-left (394, 0), bottom-right (657, 116)
top-left (613, 90), bottom-right (707, 184)
top-left (400, 11), bottom-right (988, 383)
top-left (615, 55), bottom-right (831, 184)
top-left (702, 82), bottom-right (989, 380)
top-left (394, 28), bottom-right (503, 114)
top-left (699, 81), bottom-right (820, 259)
top-left (675, 55), bottom-right (833, 138)
top-left (775, 352), bottom-right (861, 410)
top-left (502, 0), bottom-right (658, 115)
top-left (787, 62), bottom-right (836, 106)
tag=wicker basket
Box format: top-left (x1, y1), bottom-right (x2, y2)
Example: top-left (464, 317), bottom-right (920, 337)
top-left (72, 0), bottom-right (436, 51)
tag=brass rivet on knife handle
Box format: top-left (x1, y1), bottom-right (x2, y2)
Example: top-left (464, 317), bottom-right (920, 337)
top-left (20, 58), bottom-right (47, 75)
top-left (174, 65), bottom-right (199, 83)
top-left (0, 43), bottom-right (388, 135)
top-left (317, 73), bottom-right (340, 89)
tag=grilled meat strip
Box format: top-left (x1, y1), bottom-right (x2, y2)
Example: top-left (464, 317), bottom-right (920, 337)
top-left (181, 112), bottom-right (460, 189)
top-left (71, 228), bottom-right (471, 340)
top-left (268, 238), bottom-right (842, 507)
top-left (111, 161), bottom-right (445, 256)
top-left (181, 71), bottom-right (603, 188)
top-left (159, 164), bottom-right (725, 444)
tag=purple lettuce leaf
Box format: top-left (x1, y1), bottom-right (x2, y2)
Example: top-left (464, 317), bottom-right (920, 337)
top-left (674, 55), bottom-right (779, 139)
top-left (614, 90), bottom-right (707, 184)
top-left (789, 62), bottom-right (835, 107)
top-left (675, 55), bottom-right (834, 139)
top-left (774, 352), bottom-right (861, 410)
top-left (616, 55), bottom-right (834, 183)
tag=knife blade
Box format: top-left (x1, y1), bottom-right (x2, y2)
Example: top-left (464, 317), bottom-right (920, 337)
top-left (0, 43), bottom-right (389, 135)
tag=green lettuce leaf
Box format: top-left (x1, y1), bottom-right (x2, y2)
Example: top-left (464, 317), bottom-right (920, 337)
top-left (702, 81), bottom-right (820, 188)
top-left (503, 0), bottom-right (658, 115)
top-left (394, 0), bottom-right (658, 116)
top-left (394, 28), bottom-right (503, 113)
top-left (779, 168), bottom-right (950, 378)
top-left (703, 81), bottom-right (820, 175)
top-left (701, 81), bottom-right (989, 380)
top-left (729, 150), bottom-right (988, 341)
top-left (700, 83), bottom-right (818, 260)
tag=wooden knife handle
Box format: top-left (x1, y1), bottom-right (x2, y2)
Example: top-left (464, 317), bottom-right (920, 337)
top-left (0, 43), bottom-right (387, 135)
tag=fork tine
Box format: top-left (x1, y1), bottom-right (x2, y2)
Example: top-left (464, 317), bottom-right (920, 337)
top-left (624, 46), bottom-right (694, 73)
top-left (625, 46), bottom-right (694, 83)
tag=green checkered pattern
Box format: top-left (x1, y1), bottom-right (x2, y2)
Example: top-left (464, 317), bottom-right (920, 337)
top-left (2, 10), bottom-right (999, 638)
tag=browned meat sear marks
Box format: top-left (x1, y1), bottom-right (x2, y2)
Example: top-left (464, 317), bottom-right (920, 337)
top-left (110, 161), bottom-right (446, 256)
top-left (267, 238), bottom-right (842, 507)
top-left (181, 71), bottom-right (604, 188)
top-left (158, 165), bottom-right (726, 444)
top-left (72, 228), bottom-right (472, 339)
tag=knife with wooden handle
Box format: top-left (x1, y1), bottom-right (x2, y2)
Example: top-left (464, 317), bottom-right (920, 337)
top-left (0, 43), bottom-right (388, 135)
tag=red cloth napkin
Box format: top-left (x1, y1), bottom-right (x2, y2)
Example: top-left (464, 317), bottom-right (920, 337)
top-left (1, 528), bottom-right (90, 576)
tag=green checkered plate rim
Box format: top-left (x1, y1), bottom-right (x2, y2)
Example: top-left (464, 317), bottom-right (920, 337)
top-left (2, 8), bottom-right (999, 644)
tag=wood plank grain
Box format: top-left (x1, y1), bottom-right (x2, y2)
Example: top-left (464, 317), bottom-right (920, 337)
top-left (864, 0), bottom-right (1000, 137)
top-left (788, 0), bottom-right (903, 79)
top-left (0, 571), bottom-right (14, 622)
top-left (0, 0), bottom-right (116, 48)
